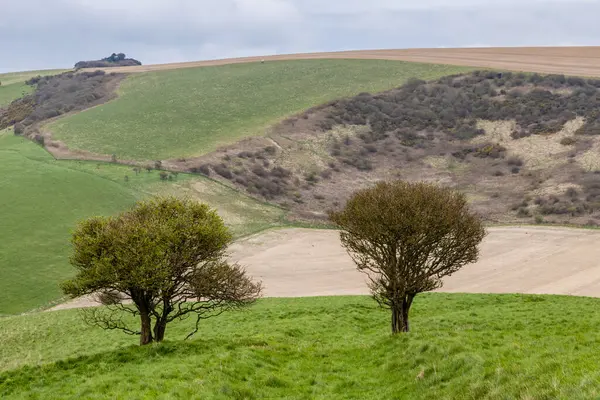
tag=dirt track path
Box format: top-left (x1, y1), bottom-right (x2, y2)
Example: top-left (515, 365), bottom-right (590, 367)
top-left (87, 47), bottom-right (600, 77)
top-left (50, 226), bottom-right (600, 311)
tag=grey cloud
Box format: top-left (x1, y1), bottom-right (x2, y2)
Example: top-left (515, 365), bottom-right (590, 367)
top-left (0, 0), bottom-right (598, 72)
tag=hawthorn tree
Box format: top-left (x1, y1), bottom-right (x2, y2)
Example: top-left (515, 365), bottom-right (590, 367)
top-left (330, 181), bottom-right (485, 334)
top-left (61, 197), bottom-right (262, 345)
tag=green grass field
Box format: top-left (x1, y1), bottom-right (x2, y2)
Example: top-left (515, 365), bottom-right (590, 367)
top-left (2, 294), bottom-right (600, 399)
top-left (49, 60), bottom-right (471, 160)
top-left (0, 83), bottom-right (32, 107)
top-left (0, 129), bottom-right (285, 315)
top-left (0, 131), bottom-right (139, 314)
top-left (0, 69), bottom-right (67, 86)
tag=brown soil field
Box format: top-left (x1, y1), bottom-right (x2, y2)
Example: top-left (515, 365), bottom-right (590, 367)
top-left (86, 47), bottom-right (600, 77)
top-left (50, 226), bottom-right (600, 311)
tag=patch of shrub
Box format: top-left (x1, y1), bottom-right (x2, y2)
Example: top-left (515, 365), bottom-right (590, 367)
top-left (312, 70), bottom-right (600, 145)
top-left (507, 156), bottom-right (524, 166)
top-left (191, 164), bottom-right (211, 176)
top-left (270, 166), bottom-right (292, 178)
top-left (511, 167), bottom-right (520, 174)
top-left (234, 176), bottom-right (248, 186)
top-left (251, 165), bottom-right (268, 177)
top-left (363, 144), bottom-right (378, 153)
top-left (475, 144), bottom-right (506, 159)
top-left (560, 137), bottom-right (577, 146)
top-left (25, 76), bottom-right (43, 86)
top-left (213, 164), bottom-right (233, 179)
top-left (33, 134), bottom-right (45, 147)
top-left (318, 118), bottom-right (335, 131)
top-left (13, 123), bottom-right (24, 135)
top-left (320, 169), bottom-right (333, 179)
top-left (264, 146), bottom-right (277, 155)
top-left (0, 97), bottom-right (35, 130)
top-left (342, 156), bottom-right (373, 171)
top-left (305, 172), bottom-right (319, 183)
top-left (238, 151), bottom-right (254, 159)
top-left (539, 203), bottom-right (568, 215)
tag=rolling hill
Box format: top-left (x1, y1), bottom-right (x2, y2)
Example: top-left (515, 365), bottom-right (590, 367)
top-left (82, 47), bottom-right (600, 77)
top-left (0, 59), bottom-right (473, 315)
top-left (47, 59), bottom-right (470, 160)
top-left (6, 51), bottom-right (600, 314)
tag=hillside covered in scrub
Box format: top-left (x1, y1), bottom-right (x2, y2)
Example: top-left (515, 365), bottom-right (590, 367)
top-left (8, 65), bottom-right (600, 228)
top-left (182, 71), bottom-right (600, 226)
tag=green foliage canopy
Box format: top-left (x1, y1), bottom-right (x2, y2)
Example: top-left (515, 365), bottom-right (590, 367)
top-left (62, 197), bottom-right (262, 345)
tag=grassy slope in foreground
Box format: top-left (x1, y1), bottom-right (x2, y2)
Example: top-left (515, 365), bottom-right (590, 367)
top-left (0, 130), bottom-right (284, 315)
top-left (2, 294), bottom-right (600, 399)
top-left (50, 59), bottom-right (472, 160)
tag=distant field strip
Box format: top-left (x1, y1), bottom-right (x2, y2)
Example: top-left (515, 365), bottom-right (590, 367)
top-left (86, 47), bottom-right (600, 77)
top-left (50, 59), bottom-right (471, 160)
top-left (0, 69), bottom-right (67, 86)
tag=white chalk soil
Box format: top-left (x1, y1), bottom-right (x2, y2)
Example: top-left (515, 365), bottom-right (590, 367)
top-left (50, 226), bottom-right (600, 311)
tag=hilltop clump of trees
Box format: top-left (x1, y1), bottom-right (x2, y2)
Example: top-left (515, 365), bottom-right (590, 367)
top-left (74, 53), bottom-right (142, 69)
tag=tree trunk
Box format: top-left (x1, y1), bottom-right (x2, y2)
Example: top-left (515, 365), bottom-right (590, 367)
top-left (391, 294), bottom-right (415, 334)
top-left (140, 311), bottom-right (154, 345)
top-left (154, 319), bottom-right (167, 342)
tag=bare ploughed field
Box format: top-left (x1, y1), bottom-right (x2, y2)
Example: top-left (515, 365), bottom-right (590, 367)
top-left (87, 47), bottom-right (600, 77)
top-left (231, 226), bottom-right (600, 297)
top-left (51, 226), bottom-right (600, 310)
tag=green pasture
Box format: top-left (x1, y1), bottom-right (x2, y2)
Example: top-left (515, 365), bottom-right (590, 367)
top-left (1, 294), bottom-right (600, 399)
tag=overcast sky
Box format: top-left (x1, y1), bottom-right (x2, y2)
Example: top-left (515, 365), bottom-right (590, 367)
top-left (1, 0), bottom-right (599, 73)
